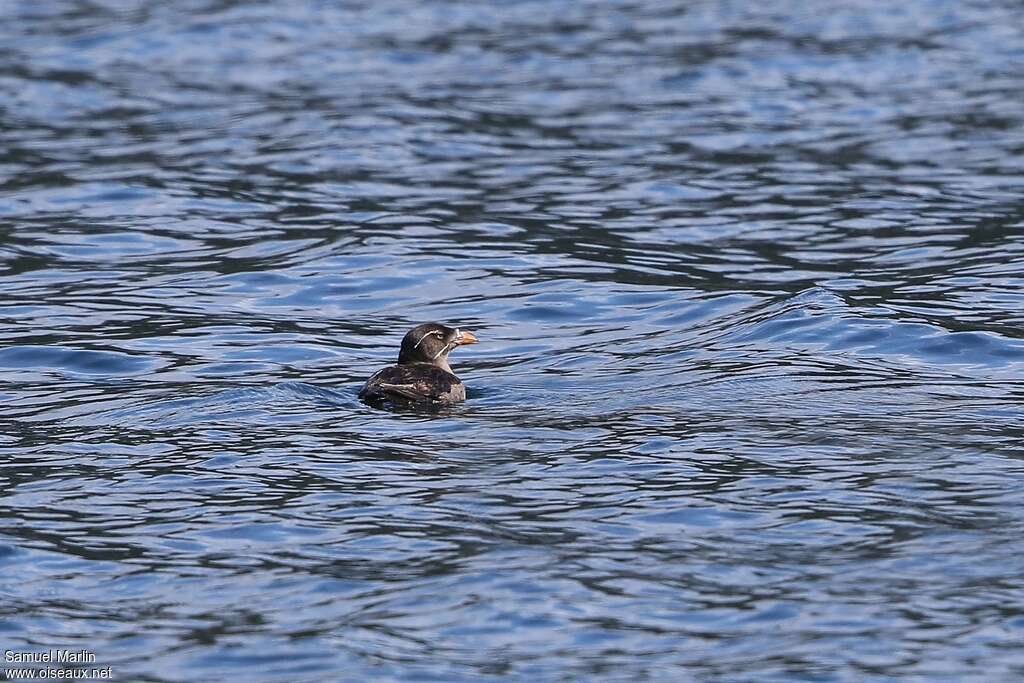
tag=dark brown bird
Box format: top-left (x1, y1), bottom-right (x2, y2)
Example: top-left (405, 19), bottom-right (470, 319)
top-left (358, 322), bottom-right (479, 405)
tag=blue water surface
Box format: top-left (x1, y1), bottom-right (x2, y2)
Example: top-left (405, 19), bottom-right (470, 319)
top-left (1, 1), bottom-right (1024, 681)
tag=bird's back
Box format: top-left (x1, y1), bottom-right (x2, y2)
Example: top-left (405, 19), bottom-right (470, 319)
top-left (358, 363), bottom-right (466, 405)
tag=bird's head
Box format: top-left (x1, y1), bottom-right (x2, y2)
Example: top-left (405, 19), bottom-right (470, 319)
top-left (397, 322), bottom-right (478, 372)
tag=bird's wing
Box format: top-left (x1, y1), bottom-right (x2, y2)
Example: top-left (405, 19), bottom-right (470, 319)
top-left (377, 381), bottom-right (432, 401)
top-left (359, 364), bottom-right (461, 403)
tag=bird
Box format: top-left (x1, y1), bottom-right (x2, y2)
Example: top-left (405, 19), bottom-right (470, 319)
top-left (358, 322), bottom-right (478, 406)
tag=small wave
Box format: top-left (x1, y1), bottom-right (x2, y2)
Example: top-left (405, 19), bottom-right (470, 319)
top-left (0, 345), bottom-right (159, 376)
top-left (721, 287), bottom-right (1024, 374)
top-left (67, 382), bottom-right (356, 429)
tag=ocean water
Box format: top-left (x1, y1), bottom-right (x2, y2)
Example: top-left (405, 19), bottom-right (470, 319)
top-left (1, 1), bottom-right (1024, 681)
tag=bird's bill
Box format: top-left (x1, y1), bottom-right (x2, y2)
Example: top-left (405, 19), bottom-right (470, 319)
top-left (455, 330), bottom-right (478, 345)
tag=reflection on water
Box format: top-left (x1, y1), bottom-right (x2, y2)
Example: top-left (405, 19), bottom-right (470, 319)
top-left (2, 0), bottom-right (1024, 681)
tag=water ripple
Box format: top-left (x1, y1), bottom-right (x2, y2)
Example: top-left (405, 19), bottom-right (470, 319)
top-left (2, 0), bottom-right (1024, 681)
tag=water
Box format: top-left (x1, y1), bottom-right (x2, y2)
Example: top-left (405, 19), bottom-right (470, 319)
top-left (2, 0), bottom-right (1024, 680)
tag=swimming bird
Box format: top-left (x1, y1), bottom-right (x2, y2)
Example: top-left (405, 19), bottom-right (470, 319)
top-left (358, 322), bottom-right (478, 406)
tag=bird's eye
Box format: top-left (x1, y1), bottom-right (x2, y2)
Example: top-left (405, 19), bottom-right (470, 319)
top-left (413, 330), bottom-right (443, 349)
